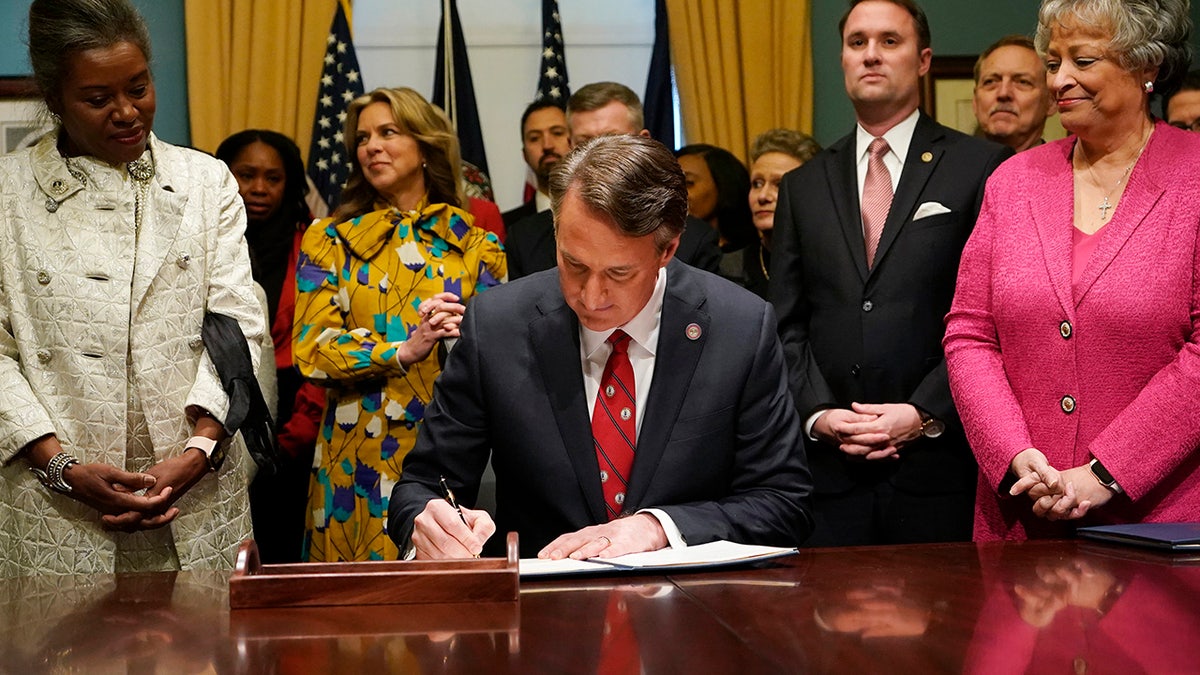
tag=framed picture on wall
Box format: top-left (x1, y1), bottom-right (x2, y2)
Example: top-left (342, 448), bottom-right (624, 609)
top-left (920, 56), bottom-right (978, 136)
top-left (0, 76), bottom-right (52, 155)
top-left (920, 55), bottom-right (1067, 143)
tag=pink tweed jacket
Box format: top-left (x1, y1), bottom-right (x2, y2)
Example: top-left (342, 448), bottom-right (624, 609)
top-left (944, 121), bottom-right (1200, 541)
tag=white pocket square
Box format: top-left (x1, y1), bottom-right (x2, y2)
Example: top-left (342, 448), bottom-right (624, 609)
top-left (913, 201), bottom-right (952, 220)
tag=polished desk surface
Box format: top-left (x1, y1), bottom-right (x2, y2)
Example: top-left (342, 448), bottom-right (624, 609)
top-left (2, 540), bottom-right (1198, 674)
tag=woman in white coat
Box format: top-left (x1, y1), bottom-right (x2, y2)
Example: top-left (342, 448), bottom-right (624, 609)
top-left (0, 0), bottom-right (264, 576)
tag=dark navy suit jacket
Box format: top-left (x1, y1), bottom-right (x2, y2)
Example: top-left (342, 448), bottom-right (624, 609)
top-left (389, 260), bottom-right (813, 557)
top-left (770, 113), bottom-right (1010, 498)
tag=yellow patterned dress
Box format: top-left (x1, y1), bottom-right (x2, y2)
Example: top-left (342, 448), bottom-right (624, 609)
top-left (293, 201), bottom-right (505, 561)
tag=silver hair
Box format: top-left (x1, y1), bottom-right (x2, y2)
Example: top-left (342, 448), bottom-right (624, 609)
top-left (549, 135), bottom-right (687, 253)
top-left (27, 0), bottom-right (152, 111)
top-left (1035, 0), bottom-right (1192, 100)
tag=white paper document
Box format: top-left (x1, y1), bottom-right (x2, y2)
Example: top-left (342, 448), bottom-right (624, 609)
top-left (519, 540), bottom-right (797, 578)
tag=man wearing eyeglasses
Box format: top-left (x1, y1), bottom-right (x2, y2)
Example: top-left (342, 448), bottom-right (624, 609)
top-left (1166, 70), bottom-right (1200, 133)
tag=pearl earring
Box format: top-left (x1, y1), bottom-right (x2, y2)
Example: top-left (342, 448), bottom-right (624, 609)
top-left (1144, 81), bottom-right (1155, 93)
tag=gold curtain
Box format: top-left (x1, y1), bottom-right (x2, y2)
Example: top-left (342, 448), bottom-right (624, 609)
top-left (665, 0), bottom-right (812, 162)
top-left (184, 0), bottom-right (338, 157)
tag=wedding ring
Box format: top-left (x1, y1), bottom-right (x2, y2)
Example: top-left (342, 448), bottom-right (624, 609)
top-left (597, 536), bottom-right (611, 548)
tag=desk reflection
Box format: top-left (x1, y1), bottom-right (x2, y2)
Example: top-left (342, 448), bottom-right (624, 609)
top-left (230, 600), bottom-right (519, 673)
top-left (674, 547), bottom-right (983, 672)
top-left (966, 545), bottom-right (1200, 674)
top-left (516, 579), bottom-right (775, 674)
top-left (4, 541), bottom-right (1198, 673)
top-left (0, 571), bottom-right (226, 673)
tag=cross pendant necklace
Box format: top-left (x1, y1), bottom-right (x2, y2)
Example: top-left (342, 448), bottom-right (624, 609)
top-left (1079, 127), bottom-right (1151, 227)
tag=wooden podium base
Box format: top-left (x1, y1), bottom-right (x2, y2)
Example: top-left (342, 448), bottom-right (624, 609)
top-left (229, 532), bottom-right (520, 609)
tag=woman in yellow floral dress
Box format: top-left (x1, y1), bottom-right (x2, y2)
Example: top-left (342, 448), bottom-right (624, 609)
top-left (293, 88), bottom-right (505, 561)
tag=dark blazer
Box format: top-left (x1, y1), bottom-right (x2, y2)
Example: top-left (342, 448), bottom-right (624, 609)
top-left (389, 260), bottom-right (813, 557)
top-left (501, 199), bottom-right (537, 229)
top-left (505, 210), bottom-right (723, 280)
top-left (769, 113), bottom-right (1011, 498)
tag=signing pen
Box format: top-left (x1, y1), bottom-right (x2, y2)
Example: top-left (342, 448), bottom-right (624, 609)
top-left (439, 475), bottom-right (479, 558)
top-left (439, 475), bottom-right (469, 526)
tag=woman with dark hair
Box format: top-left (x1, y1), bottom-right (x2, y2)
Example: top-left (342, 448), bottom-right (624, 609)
top-left (293, 87), bottom-right (505, 561)
top-left (675, 144), bottom-right (756, 287)
top-left (217, 129), bottom-right (322, 563)
top-left (0, 0), bottom-right (263, 575)
top-left (945, 0), bottom-right (1199, 540)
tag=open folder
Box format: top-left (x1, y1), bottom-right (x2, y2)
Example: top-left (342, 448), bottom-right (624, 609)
top-left (1077, 523), bottom-right (1200, 551)
top-left (518, 540), bottom-right (798, 578)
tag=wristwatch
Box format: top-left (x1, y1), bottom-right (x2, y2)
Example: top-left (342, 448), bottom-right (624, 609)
top-left (918, 409), bottom-right (945, 438)
top-left (187, 435), bottom-right (226, 471)
top-left (1088, 458), bottom-right (1123, 494)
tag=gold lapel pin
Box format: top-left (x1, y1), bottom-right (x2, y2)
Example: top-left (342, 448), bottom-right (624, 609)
top-left (921, 151), bottom-right (933, 163)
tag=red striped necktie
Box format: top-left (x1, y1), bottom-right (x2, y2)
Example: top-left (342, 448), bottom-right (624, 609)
top-left (592, 330), bottom-right (636, 520)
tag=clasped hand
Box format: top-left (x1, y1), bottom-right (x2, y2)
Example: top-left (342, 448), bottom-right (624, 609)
top-left (62, 452), bottom-right (207, 532)
top-left (814, 402), bottom-right (924, 460)
top-left (27, 434), bottom-right (206, 532)
top-left (1009, 448), bottom-right (1114, 521)
top-left (397, 292), bottom-right (465, 366)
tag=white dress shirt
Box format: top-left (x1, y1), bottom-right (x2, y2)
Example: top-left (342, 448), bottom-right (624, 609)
top-left (578, 267), bottom-right (687, 548)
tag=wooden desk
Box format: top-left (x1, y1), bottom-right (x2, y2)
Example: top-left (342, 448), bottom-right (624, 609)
top-left (2, 540), bottom-right (1197, 673)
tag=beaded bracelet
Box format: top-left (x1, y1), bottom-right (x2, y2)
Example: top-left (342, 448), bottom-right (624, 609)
top-left (30, 452), bottom-right (80, 494)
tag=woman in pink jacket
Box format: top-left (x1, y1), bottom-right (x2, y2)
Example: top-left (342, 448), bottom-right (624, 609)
top-left (944, 0), bottom-right (1200, 540)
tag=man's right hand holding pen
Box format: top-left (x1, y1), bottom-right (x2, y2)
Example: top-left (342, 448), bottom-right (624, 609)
top-left (411, 498), bottom-right (496, 559)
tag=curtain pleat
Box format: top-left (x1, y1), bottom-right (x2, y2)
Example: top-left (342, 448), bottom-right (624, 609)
top-left (185, 0), bottom-right (336, 158)
top-left (666, 0), bottom-right (812, 162)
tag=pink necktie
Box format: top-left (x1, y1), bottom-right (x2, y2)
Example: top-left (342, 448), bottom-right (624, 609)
top-left (592, 330), bottom-right (636, 520)
top-left (862, 137), bottom-right (893, 268)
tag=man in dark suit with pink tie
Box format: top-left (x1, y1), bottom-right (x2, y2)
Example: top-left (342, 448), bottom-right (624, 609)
top-left (769, 0), bottom-right (1010, 546)
top-left (389, 135), bottom-right (812, 559)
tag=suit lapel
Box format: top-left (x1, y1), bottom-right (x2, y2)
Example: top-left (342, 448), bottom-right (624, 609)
top-left (1031, 142), bottom-right (1077, 317)
top-left (530, 287), bottom-right (608, 523)
top-left (826, 135), bottom-right (870, 283)
top-left (132, 142), bottom-right (187, 314)
top-left (625, 262), bottom-right (708, 508)
top-left (870, 115), bottom-right (942, 277)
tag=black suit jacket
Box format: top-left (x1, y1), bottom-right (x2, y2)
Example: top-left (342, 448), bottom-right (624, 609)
top-left (501, 200), bottom-right (538, 229)
top-left (770, 113), bottom-right (1011, 496)
top-left (389, 260), bottom-right (813, 557)
top-left (505, 210), bottom-right (722, 280)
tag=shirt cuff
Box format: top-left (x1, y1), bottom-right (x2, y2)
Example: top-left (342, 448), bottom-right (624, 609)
top-left (805, 410), bottom-right (829, 442)
top-left (638, 508), bottom-right (687, 549)
top-left (391, 341), bottom-right (408, 374)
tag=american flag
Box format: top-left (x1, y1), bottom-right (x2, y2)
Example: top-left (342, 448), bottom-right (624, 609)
top-left (523, 0), bottom-right (570, 202)
top-left (307, 0), bottom-right (365, 214)
top-left (536, 0), bottom-right (570, 104)
top-left (433, 0), bottom-right (490, 177)
top-left (643, 0), bottom-right (675, 149)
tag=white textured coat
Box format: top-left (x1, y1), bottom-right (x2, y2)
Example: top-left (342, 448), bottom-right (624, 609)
top-left (0, 132), bottom-right (264, 576)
